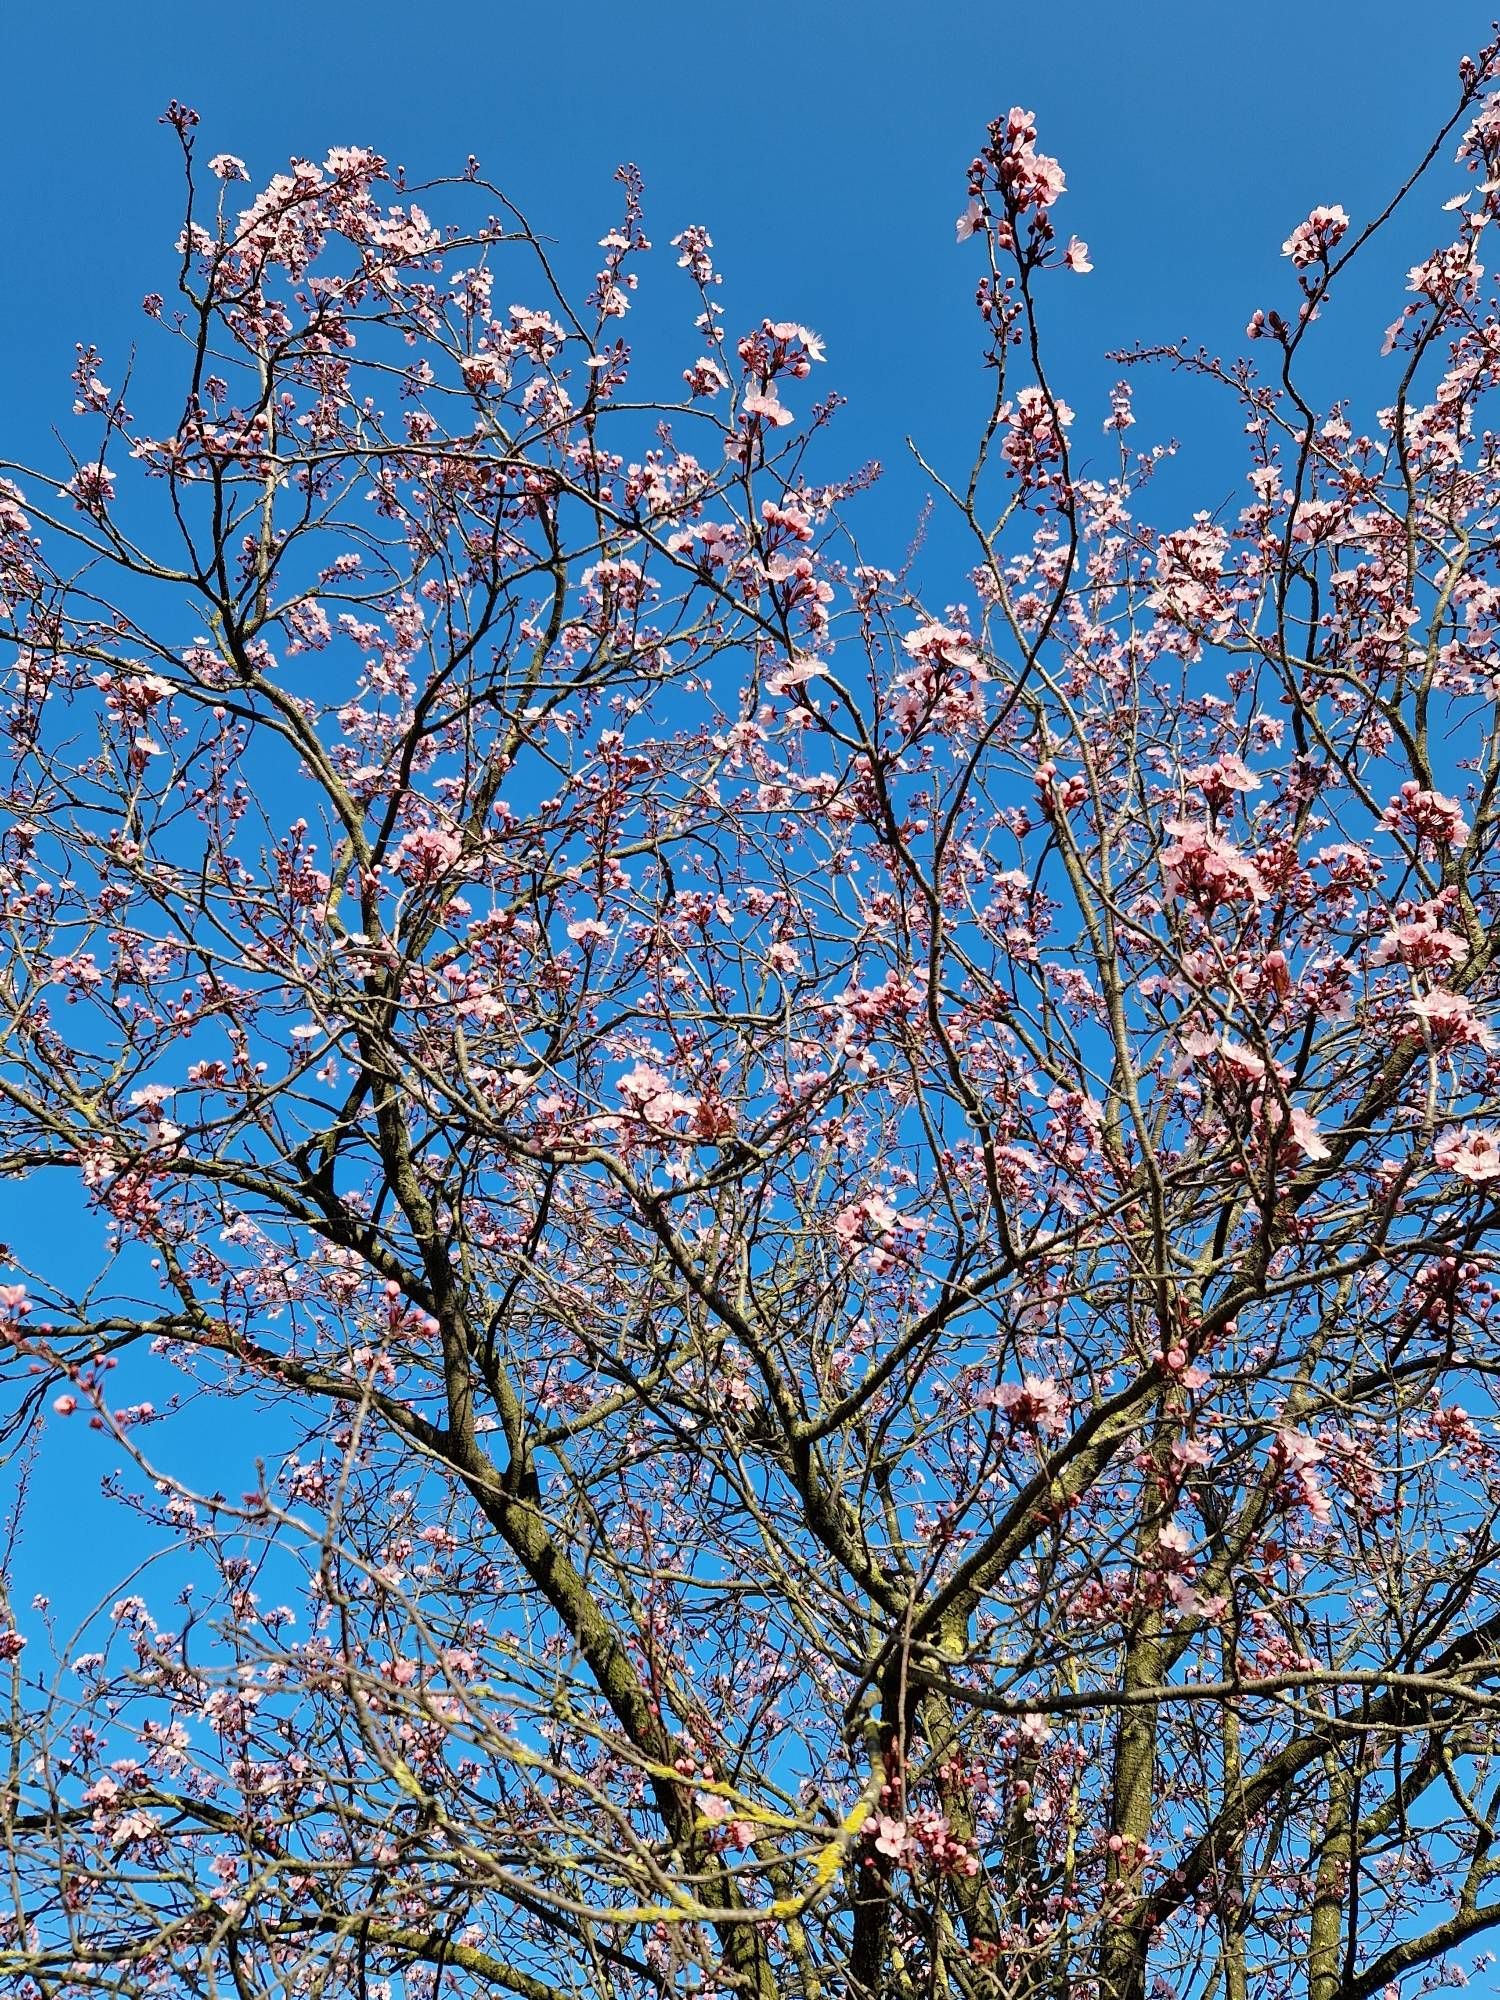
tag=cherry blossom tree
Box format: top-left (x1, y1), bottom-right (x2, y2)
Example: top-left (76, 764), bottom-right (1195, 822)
top-left (10, 52), bottom-right (1500, 2000)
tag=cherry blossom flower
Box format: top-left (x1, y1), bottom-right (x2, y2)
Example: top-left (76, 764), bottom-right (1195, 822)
top-left (1156, 1518), bottom-right (1195, 1562)
top-left (1189, 755), bottom-right (1260, 811)
top-left (1284, 1107), bottom-right (1332, 1163)
top-left (766, 320), bottom-right (826, 364)
top-left (1104, 381), bottom-right (1135, 432)
top-left (742, 386), bottom-right (794, 428)
top-left (459, 352), bottom-right (510, 391)
top-left (1407, 990), bottom-right (1498, 1052)
top-left (1273, 1428), bottom-right (1334, 1524)
top-left (902, 622), bottom-right (983, 672)
top-left (65, 463), bottom-right (116, 513)
top-left (1259, 949), bottom-right (1293, 1000)
top-left (982, 1374), bottom-right (1070, 1436)
top-left (617, 1063), bottom-right (700, 1128)
top-left (671, 224), bottom-right (717, 281)
top-left (683, 356), bottom-right (730, 398)
top-left (1281, 203), bottom-right (1351, 268)
top-left (392, 826), bottom-right (466, 884)
top-left (110, 1809), bottom-right (161, 1848)
top-left (765, 657), bottom-right (822, 697)
top-left (1001, 385), bottom-right (1074, 481)
top-left (1161, 821), bottom-right (1268, 910)
top-left (1383, 781), bottom-right (1470, 849)
top-left (985, 108), bottom-right (1067, 215)
top-left (1371, 911), bottom-right (1467, 968)
top-left (956, 198), bottom-right (986, 243)
top-left (833, 1192), bottom-right (901, 1251)
top-left (1435, 1127), bottom-right (1500, 1183)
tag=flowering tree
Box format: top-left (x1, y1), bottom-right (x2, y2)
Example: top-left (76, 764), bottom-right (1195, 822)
top-left (10, 49), bottom-right (1500, 1999)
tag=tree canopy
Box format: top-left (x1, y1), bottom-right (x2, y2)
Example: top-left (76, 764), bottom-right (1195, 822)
top-left (8, 55), bottom-right (1500, 2000)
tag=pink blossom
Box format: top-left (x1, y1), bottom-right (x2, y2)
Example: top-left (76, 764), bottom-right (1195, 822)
top-left (742, 386), bottom-right (794, 429)
top-left (392, 826), bottom-right (465, 884)
top-left (1274, 1427), bottom-right (1334, 1523)
top-left (983, 1374), bottom-right (1070, 1436)
top-left (1285, 1107), bottom-right (1331, 1163)
top-left (459, 352), bottom-right (509, 391)
top-left (1371, 912), bottom-right (1467, 969)
top-left (766, 657), bottom-right (821, 697)
top-left (833, 1192), bottom-right (901, 1248)
top-left (1408, 243), bottom-right (1483, 301)
top-left (1156, 1518), bottom-right (1194, 1561)
top-left (1167, 1576), bottom-right (1229, 1620)
top-left (1189, 755), bottom-right (1260, 810)
top-left (508, 305), bottom-right (565, 357)
top-left (1104, 381), bottom-right (1134, 432)
top-left (1407, 990), bottom-right (1498, 1052)
top-left (1383, 781), bottom-right (1469, 849)
top-left (66, 464), bottom-right (116, 513)
top-left (1063, 235), bottom-right (1093, 273)
top-left (618, 1063), bottom-right (700, 1128)
top-left (1161, 821), bottom-right (1268, 910)
top-left (670, 224), bottom-right (716, 281)
top-left (956, 198), bottom-right (986, 244)
top-left (1001, 386), bottom-right (1074, 481)
top-left (1185, 1032), bottom-right (1257, 1089)
top-left (1148, 519), bottom-right (1231, 634)
top-left (988, 109), bottom-right (1067, 214)
top-left (761, 497), bottom-right (815, 542)
top-left (323, 145), bottom-right (384, 181)
top-left (1033, 759), bottom-right (1088, 816)
top-left (902, 623), bottom-right (982, 672)
top-left (683, 357), bottom-right (731, 398)
top-left (765, 320), bottom-right (826, 364)
top-left (1281, 203), bottom-right (1350, 268)
top-left (1025, 151), bottom-right (1067, 210)
top-left (207, 154), bottom-right (250, 182)
top-left (1435, 1127), bottom-right (1500, 1184)
top-left (1259, 950), bottom-right (1293, 1000)
top-left (111, 1809), bottom-right (161, 1848)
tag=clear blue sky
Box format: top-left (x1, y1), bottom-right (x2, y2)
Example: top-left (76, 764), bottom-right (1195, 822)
top-left (1, 0), bottom-right (1493, 496)
top-left (0, 0), bottom-right (1493, 1610)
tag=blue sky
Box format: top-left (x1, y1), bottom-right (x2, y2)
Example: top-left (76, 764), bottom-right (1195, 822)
top-left (1, 0), bottom-right (1494, 1612)
top-left (1, 0), bottom-right (1494, 502)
